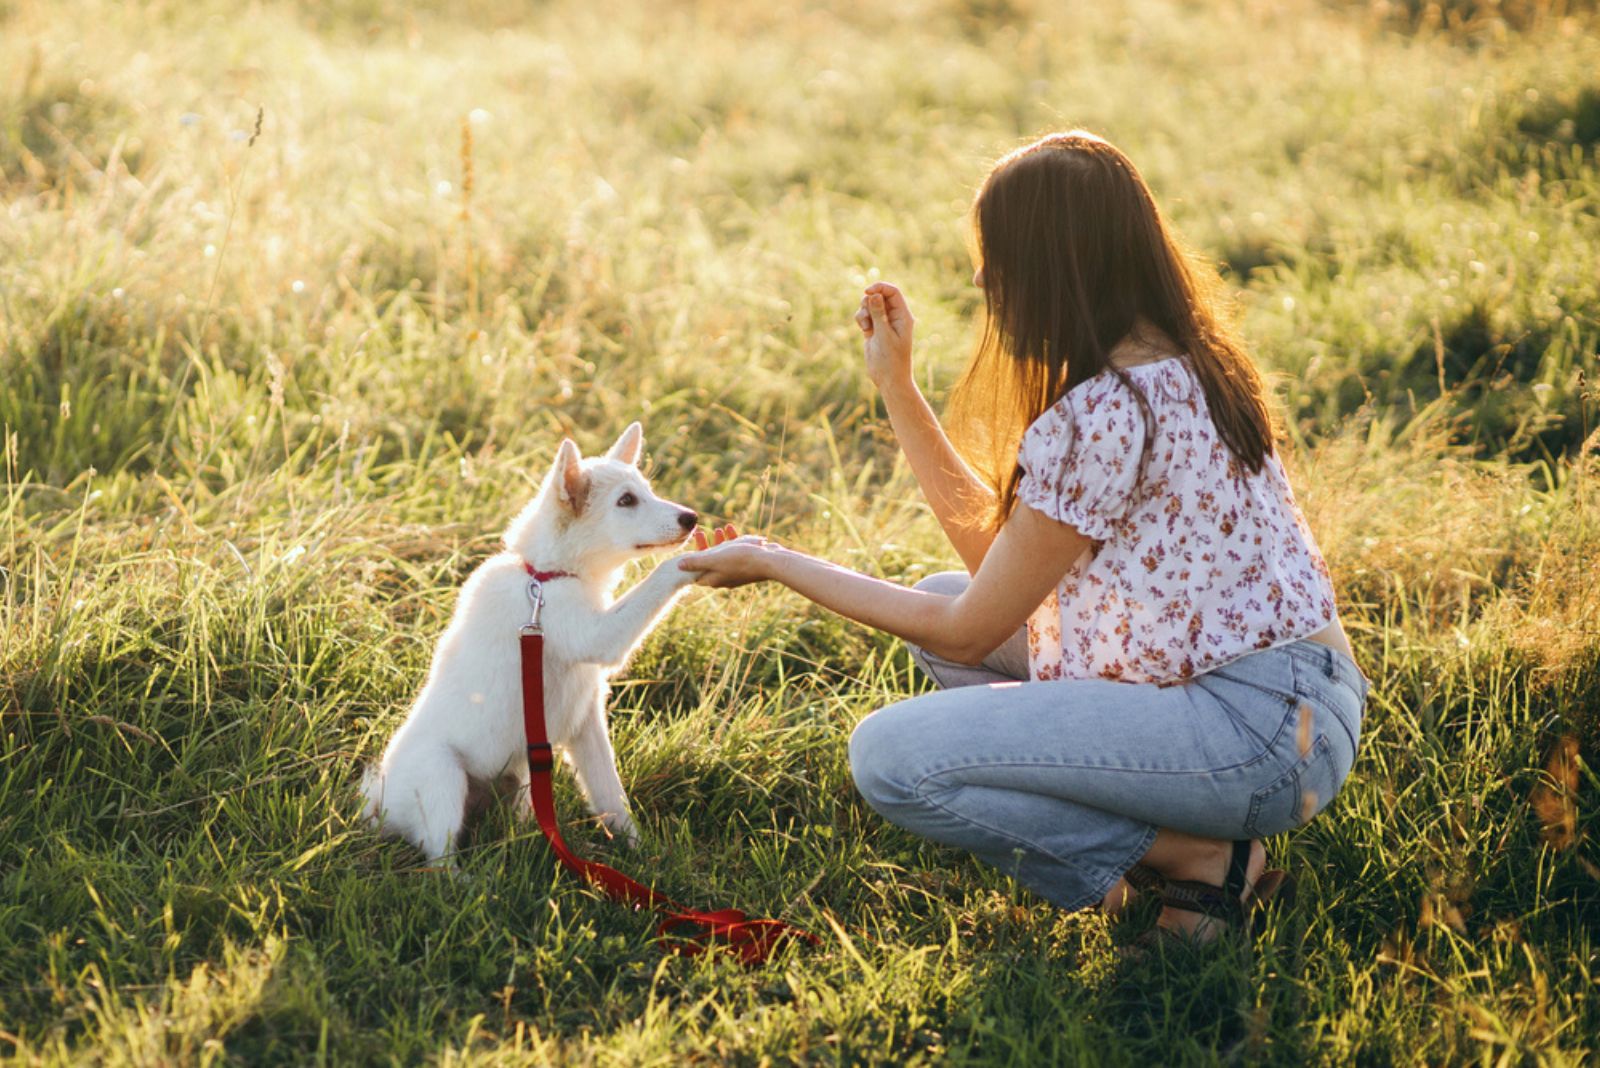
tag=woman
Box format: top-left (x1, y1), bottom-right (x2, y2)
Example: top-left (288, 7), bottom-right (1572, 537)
top-left (678, 131), bottom-right (1368, 945)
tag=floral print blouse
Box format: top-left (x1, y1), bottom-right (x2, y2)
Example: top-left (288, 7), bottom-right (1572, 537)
top-left (1015, 357), bottom-right (1337, 685)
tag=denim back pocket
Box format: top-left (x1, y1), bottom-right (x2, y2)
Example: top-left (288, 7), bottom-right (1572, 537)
top-left (1244, 727), bottom-right (1340, 837)
top-left (1205, 648), bottom-right (1299, 705)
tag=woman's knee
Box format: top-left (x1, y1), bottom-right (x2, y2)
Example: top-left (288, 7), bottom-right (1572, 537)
top-left (848, 705), bottom-right (920, 811)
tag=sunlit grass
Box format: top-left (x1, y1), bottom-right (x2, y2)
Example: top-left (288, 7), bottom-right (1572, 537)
top-left (2, 0), bottom-right (1597, 1062)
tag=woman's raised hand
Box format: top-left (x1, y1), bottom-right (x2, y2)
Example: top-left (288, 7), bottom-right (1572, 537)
top-left (856, 282), bottom-right (915, 390)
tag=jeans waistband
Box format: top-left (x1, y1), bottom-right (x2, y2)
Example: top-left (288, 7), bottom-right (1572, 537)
top-left (1283, 638), bottom-right (1369, 701)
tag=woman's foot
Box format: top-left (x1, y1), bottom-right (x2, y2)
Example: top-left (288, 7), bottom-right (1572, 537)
top-left (1099, 860), bottom-right (1173, 919)
top-left (1099, 877), bottom-right (1138, 918)
top-left (1141, 834), bottom-right (1267, 943)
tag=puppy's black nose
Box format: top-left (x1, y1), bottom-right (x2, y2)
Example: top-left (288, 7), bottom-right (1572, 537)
top-left (678, 510), bottom-right (699, 531)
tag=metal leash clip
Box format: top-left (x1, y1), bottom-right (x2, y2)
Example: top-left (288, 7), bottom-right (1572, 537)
top-left (522, 578), bottom-right (546, 636)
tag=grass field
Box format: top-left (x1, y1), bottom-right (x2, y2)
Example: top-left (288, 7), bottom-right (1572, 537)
top-left (3, 0), bottom-right (1599, 1062)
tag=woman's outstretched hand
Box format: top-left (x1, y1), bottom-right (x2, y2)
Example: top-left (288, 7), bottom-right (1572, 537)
top-left (677, 532), bottom-right (780, 589)
top-left (856, 281), bottom-right (915, 390)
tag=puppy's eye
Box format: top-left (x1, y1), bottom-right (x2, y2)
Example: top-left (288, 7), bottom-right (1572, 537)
top-left (617, 492), bottom-right (637, 508)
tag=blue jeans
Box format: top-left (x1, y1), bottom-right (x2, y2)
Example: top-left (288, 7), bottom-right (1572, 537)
top-left (848, 572), bottom-right (1369, 911)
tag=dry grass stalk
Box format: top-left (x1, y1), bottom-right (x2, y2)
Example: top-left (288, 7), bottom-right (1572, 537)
top-left (1419, 891), bottom-right (1469, 933)
top-left (460, 115), bottom-right (478, 319)
top-left (1297, 703), bottom-right (1322, 820)
top-left (1299, 788), bottom-right (1321, 823)
top-left (1531, 735), bottom-right (1582, 850)
top-left (84, 715), bottom-right (156, 744)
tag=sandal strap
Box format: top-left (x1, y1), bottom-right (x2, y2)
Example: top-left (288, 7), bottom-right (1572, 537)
top-left (1158, 877), bottom-right (1245, 925)
top-left (1123, 864), bottom-right (1166, 894)
top-left (1225, 839), bottom-right (1252, 900)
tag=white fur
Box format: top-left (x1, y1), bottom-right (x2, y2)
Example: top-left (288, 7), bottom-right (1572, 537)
top-left (361, 422), bottom-right (698, 863)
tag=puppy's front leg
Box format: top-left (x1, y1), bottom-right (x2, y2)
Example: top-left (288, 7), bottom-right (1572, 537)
top-left (565, 712), bottom-right (639, 847)
top-left (580, 560), bottom-right (695, 669)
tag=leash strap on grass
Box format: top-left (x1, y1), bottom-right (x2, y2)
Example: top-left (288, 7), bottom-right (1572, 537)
top-left (519, 628), bottom-right (819, 965)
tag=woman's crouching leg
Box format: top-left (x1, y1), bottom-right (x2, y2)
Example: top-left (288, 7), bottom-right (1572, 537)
top-left (847, 688), bottom-right (1157, 912)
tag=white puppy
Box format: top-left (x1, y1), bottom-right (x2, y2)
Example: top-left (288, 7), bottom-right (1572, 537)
top-left (361, 422), bottom-right (699, 863)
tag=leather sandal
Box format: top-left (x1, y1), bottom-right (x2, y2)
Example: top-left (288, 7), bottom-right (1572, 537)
top-left (1121, 840), bottom-right (1294, 958)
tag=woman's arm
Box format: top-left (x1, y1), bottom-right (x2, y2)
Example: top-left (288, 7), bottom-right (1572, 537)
top-left (858, 283), bottom-right (996, 573)
top-left (678, 504), bottom-right (1093, 666)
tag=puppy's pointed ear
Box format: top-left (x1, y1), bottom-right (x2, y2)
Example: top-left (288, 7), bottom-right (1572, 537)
top-left (553, 438), bottom-right (588, 512)
top-left (605, 421), bottom-right (644, 466)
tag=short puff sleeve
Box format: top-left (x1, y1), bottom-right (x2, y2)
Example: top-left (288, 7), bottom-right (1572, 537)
top-left (1016, 388), bottom-right (1147, 540)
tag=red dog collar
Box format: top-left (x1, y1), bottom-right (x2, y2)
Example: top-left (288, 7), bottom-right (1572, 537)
top-left (523, 562), bottom-right (575, 582)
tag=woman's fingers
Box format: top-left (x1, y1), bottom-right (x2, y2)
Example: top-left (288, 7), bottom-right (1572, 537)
top-left (865, 292), bottom-right (892, 334)
top-left (855, 305), bottom-right (873, 336)
top-left (865, 282), bottom-right (906, 314)
top-left (691, 523), bottom-right (745, 551)
top-left (863, 283), bottom-right (912, 337)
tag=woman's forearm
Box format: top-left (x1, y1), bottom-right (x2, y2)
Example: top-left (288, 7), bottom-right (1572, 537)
top-left (877, 376), bottom-right (996, 572)
top-left (679, 504), bottom-right (1084, 666)
top-left (758, 546), bottom-right (988, 664)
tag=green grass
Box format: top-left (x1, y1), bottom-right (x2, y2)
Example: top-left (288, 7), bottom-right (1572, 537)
top-left (2, 0), bottom-right (1598, 1062)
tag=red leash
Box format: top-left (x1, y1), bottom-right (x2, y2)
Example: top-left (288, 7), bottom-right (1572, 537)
top-left (518, 563), bottom-right (819, 965)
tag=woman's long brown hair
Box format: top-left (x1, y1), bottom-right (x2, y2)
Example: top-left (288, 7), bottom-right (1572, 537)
top-left (947, 131), bottom-right (1275, 531)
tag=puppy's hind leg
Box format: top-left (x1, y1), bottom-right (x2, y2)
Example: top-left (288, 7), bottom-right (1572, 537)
top-left (387, 757), bottom-right (471, 867)
top-left (564, 714), bottom-right (639, 847)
